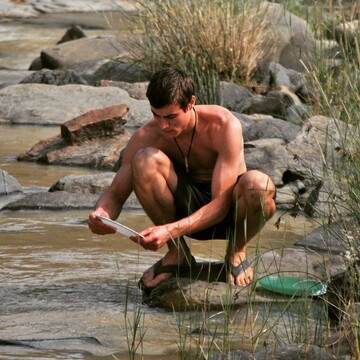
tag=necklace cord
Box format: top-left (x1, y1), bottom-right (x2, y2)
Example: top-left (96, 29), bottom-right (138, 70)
top-left (174, 108), bottom-right (198, 173)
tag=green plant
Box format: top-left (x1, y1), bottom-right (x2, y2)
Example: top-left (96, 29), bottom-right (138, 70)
top-left (119, 0), bottom-right (273, 104)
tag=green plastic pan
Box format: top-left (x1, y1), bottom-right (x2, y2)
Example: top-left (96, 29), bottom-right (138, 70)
top-left (259, 275), bottom-right (327, 297)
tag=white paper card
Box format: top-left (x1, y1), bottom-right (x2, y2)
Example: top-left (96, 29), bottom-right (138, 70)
top-left (96, 215), bottom-right (144, 238)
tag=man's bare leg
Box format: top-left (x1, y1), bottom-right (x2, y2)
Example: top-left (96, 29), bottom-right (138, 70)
top-left (227, 170), bottom-right (276, 286)
top-left (132, 147), bottom-right (191, 288)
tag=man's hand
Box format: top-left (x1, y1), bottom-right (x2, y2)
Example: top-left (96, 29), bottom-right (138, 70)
top-left (130, 225), bottom-right (173, 251)
top-left (88, 210), bottom-right (116, 235)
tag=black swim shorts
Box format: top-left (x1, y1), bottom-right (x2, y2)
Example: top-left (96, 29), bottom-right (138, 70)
top-left (173, 162), bottom-right (238, 240)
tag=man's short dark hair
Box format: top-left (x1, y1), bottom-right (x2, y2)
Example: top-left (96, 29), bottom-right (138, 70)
top-left (146, 68), bottom-right (195, 112)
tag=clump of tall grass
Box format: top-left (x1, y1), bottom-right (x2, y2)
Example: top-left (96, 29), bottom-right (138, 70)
top-left (120, 0), bottom-right (273, 104)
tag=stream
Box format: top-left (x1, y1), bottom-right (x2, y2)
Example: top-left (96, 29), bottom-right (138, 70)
top-left (0, 11), bottom-right (319, 360)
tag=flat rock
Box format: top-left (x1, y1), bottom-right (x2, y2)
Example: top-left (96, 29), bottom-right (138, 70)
top-left (142, 248), bottom-right (324, 311)
top-left (2, 189), bottom-right (141, 210)
top-left (61, 104), bottom-right (128, 145)
top-left (0, 84), bottom-right (131, 125)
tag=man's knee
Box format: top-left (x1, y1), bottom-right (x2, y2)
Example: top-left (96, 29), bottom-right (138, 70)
top-left (132, 147), bottom-right (158, 169)
top-left (239, 170), bottom-right (276, 207)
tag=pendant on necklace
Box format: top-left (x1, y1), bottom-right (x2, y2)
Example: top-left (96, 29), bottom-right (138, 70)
top-left (184, 157), bottom-right (189, 173)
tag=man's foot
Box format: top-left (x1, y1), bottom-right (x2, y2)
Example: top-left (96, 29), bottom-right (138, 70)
top-left (227, 256), bottom-right (253, 286)
top-left (139, 253), bottom-right (196, 289)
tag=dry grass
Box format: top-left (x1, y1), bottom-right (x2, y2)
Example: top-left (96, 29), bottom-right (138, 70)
top-left (120, 0), bottom-right (274, 103)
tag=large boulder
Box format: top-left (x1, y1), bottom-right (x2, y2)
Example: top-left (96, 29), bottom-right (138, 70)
top-left (29, 36), bottom-right (127, 71)
top-left (259, 2), bottom-right (316, 72)
top-left (0, 84), bottom-right (152, 125)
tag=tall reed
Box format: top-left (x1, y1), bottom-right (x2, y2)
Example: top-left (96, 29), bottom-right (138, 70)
top-left (120, 0), bottom-right (273, 104)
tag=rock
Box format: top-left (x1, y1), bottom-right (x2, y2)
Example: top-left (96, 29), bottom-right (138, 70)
top-left (2, 191), bottom-right (99, 210)
top-left (142, 248), bottom-right (322, 310)
top-left (0, 170), bottom-right (22, 195)
top-left (87, 60), bottom-right (151, 85)
top-left (0, 0), bottom-right (137, 18)
top-left (60, 104), bottom-right (128, 145)
top-left (0, 84), bottom-right (133, 125)
top-left (30, 0), bottom-right (137, 14)
top-left (243, 89), bottom-right (300, 118)
top-left (255, 344), bottom-right (336, 360)
top-left (0, 70), bottom-right (35, 89)
top-left (0, 1), bottom-right (39, 18)
top-left (17, 132), bottom-right (131, 170)
top-left (254, 61), bottom-right (315, 102)
top-left (19, 69), bottom-right (88, 85)
top-left (2, 186), bottom-right (141, 210)
top-left (259, 2), bottom-right (316, 72)
top-left (243, 117), bottom-right (300, 143)
top-left (285, 104), bottom-right (312, 125)
top-left (334, 20), bottom-right (359, 53)
top-left (244, 138), bottom-right (290, 187)
top-left (97, 80), bottom-right (149, 100)
top-left (326, 264), bottom-right (360, 323)
top-left (286, 115), bottom-right (351, 217)
top-left (29, 36), bottom-right (128, 71)
top-left (57, 24), bottom-right (87, 44)
top-left (49, 173), bottom-right (116, 194)
top-left (209, 349), bottom-right (255, 360)
top-left (295, 220), bottom-right (359, 255)
top-left (220, 81), bottom-right (253, 113)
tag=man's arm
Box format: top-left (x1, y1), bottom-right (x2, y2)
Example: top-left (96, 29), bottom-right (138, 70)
top-left (87, 129), bottom-right (147, 235)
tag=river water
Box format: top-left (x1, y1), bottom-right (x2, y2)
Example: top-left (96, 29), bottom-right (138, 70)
top-left (0, 11), bottom-right (319, 360)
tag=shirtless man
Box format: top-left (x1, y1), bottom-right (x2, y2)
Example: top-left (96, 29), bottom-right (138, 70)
top-left (88, 67), bottom-right (276, 288)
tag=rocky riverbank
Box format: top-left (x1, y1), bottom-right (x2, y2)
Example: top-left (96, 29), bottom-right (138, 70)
top-left (0, 1), bottom-right (359, 359)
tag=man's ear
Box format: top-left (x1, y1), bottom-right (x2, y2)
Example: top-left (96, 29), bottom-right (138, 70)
top-left (188, 95), bottom-right (196, 110)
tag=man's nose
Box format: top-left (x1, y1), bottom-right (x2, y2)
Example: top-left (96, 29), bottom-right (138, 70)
top-left (158, 117), bottom-right (170, 129)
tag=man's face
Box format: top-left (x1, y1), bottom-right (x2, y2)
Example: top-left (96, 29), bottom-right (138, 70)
top-left (151, 103), bottom-right (191, 138)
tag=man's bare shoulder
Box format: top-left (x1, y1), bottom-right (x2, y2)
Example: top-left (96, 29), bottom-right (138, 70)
top-left (196, 105), bottom-right (242, 130)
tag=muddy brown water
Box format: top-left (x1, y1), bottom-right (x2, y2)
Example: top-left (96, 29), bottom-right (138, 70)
top-left (0, 13), bottom-right (320, 359)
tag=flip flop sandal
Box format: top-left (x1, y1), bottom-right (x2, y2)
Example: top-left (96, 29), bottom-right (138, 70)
top-left (138, 255), bottom-right (197, 292)
top-left (227, 258), bottom-right (251, 278)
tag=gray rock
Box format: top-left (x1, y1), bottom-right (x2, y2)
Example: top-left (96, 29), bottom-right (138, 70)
top-left (208, 350), bottom-right (255, 360)
top-left (244, 138), bottom-right (290, 186)
top-left (295, 220), bottom-right (359, 255)
top-left (285, 104), bottom-right (312, 125)
top-left (259, 2), bottom-right (316, 72)
top-left (97, 80), bottom-right (149, 100)
top-left (220, 81), bottom-right (253, 113)
top-left (243, 89), bottom-right (300, 118)
top-left (19, 69), bottom-right (88, 85)
top-left (243, 117), bottom-right (300, 143)
top-left (0, 1), bottom-right (38, 18)
top-left (0, 170), bottom-right (22, 195)
top-left (255, 344), bottom-right (336, 360)
top-left (2, 187), bottom-right (140, 210)
top-left (142, 248), bottom-right (323, 310)
top-left (49, 172), bottom-right (116, 194)
top-left (2, 191), bottom-right (99, 210)
top-left (87, 60), bottom-right (151, 85)
top-left (0, 84), bottom-right (131, 125)
top-left (56, 24), bottom-right (86, 44)
top-left (30, 36), bottom-right (128, 70)
top-left (0, 70), bottom-right (35, 89)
